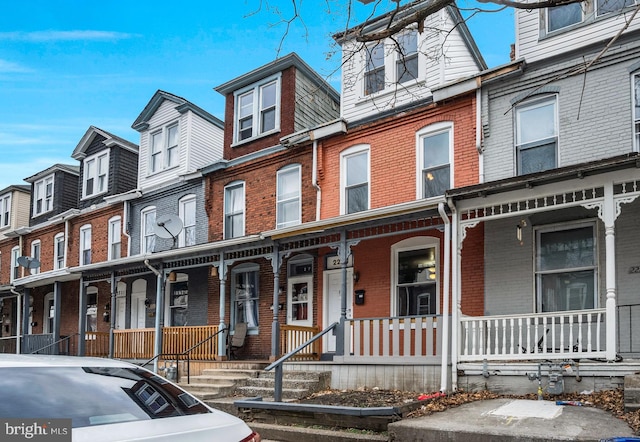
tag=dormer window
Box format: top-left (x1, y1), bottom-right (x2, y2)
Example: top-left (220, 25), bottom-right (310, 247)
top-left (0, 193), bottom-right (10, 228)
top-left (547, 3), bottom-right (583, 32)
top-left (364, 29), bottom-right (420, 96)
top-left (33, 175), bottom-right (54, 217)
top-left (597, 0), bottom-right (634, 16)
top-left (149, 124), bottom-right (179, 174)
top-left (365, 42), bottom-right (385, 95)
top-left (83, 151), bottom-right (109, 198)
top-left (234, 75), bottom-right (281, 144)
top-left (396, 31), bottom-right (418, 84)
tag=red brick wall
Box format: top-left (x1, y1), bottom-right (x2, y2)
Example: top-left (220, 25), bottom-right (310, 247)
top-left (66, 205), bottom-right (126, 266)
top-left (460, 223), bottom-right (485, 316)
top-left (0, 237), bottom-right (20, 285)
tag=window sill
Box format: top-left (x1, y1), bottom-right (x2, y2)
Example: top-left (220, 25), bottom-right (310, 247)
top-left (231, 128), bottom-right (281, 148)
top-left (356, 79), bottom-right (426, 105)
top-left (81, 190), bottom-right (108, 201)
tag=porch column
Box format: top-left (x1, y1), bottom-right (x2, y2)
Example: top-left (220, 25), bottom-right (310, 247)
top-left (269, 243), bottom-right (281, 362)
top-left (336, 231), bottom-right (349, 356)
top-left (451, 210), bottom-right (463, 392)
top-left (153, 270), bottom-right (166, 373)
top-left (108, 272), bottom-right (116, 359)
top-left (603, 184), bottom-right (617, 361)
top-left (217, 260), bottom-right (228, 359)
top-left (21, 288), bottom-right (30, 354)
top-left (78, 279), bottom-right (87, 356)
top-left (53, 281), bottom-right (61, 355)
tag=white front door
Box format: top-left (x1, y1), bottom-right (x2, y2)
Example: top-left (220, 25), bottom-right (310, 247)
top-left (115, 281), bottom-right (126, 330)
top-left (130, 279), bottom-right (147, 329)
top-left (323, 269), bottom-right (353, 353)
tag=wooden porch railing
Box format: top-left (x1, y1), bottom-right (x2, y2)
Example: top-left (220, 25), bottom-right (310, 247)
top-left (459, 309), bottom-right (606, 362)
top-left (280, 325), bottom-right (320, 360)
top-left (340, 315), bottom-right (447, 363)
top-left (85, 332), bottom-right (110, 357)
top-left (113, 326), bottom-right (220, 360)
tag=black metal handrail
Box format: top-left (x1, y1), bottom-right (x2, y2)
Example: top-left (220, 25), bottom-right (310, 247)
top-left (141, 326), bottom-right (227, 384)
top-left (265, 322), bottom-right (338, 402)
top-left (29, 333), bottom-right (79, 355)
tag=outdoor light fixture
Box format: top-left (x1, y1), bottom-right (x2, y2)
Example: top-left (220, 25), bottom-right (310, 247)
top-left (168, 271), bottom-right (177, 282)
top-left (210, 266), bottom-right (218, 277)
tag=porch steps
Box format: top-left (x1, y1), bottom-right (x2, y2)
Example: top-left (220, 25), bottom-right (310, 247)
top-left (624, 373), bottom-right (640, 412)
top-left (178, 365), bottom-right (266, 401)
top-left (235, 370), bottom-right (331, 400)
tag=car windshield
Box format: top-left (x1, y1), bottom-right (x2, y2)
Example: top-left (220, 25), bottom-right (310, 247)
top-left (0, 366), bottom-right (210, 428)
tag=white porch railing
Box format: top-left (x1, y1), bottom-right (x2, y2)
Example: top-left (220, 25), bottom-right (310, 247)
top-left (339, 315), bottom-right (446, 363)
top-left (459, 309), bottom-right (606, 362)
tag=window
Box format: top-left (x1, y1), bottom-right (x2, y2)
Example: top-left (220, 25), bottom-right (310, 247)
top-left (108, 216), bottom-right (121, 260)
top-left (80, 225), bottom-right (92, 265)
top-left (231, 264), bottom-right (259, 331)
top-left (365, 42), bottom-right (385, 95)
top-left (547, 3), bottom-right (583, 32)
top-left (141, 207), bottom-right (156, 253)
top-left (597, 0), bottom-right (635, 16)
top-left (83, 151), bottom-right (109, 198)
top-left (341, 146), bottom-right (369, 214)
top-left (536, 223), bottom-right (597, 312)
top-left (54, 233), bottom-right (65, 269)
top-left (418, 124), bottom-right (452, 198)
top-left (234, 76), bottom-right (280, 143)
top-left (149, 124), bottom-right (179, 173)
top-left (515, 96), bottom-right (558, 175)
top-left (10, 246), bottom-right (19, 281)
top-left (168, 276), bottom-right (188, 326)
top-left (178, 195), bottom-right (196, 247)
top-left (393, 238), bottom-right (438, 317)
top-left (634, 72), bottom-right (640, 151)
top-left (276, 165), bottom-right (301, 229)
top-left (30, 240), bottom-right (41, 275)
top-left (224, 182), bottom-right (245, 239)
top-left (33, 175), bottom-right (53, 216)
top-left (0, 193), bottom-right (10, 228)
top-left (396, 30), bottom-right (418, 84)
top-left (86, 287), bottom-right (98, 332)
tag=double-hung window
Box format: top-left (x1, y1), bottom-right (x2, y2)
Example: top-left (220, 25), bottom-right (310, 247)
top-left (141, 207), bottom-right (156, 253)
top-left (30, 240), bottom-right (41, 275)
top-left (83, 151), bottom-right (109, 198)
top-left (33, 175), bottom-right (54, 216)
top-left (108, 216), bottom-right (121, 260)
top-left (234, 76), bottom-right (280, 143)
top-left (396, 30), bottom-right (418, 84)
top-left (10, 246), bottom-right (20, 281)
top-left (633, 72), bottom-right (640, 151)
top-left (224, 182), bottom-right (245, 239)
top-left (149, 124), bottom-right (179, 174)
top-left (597, 0), bottom-right (635, 16)
top-left (341, 146), bottom-right (369, 214)
top-left (547, 4), bottom-right (583, 32)
top-left (364, 42), bottom-right (385, 95)
top-left (232, 264), bottom-right (259, 331)
top-left (393, 238), bottom-right (439, 317)
top-left (536, 223), bottom-right (597, 312)
top-left (0, 193), bottom-right (10, 228)
top-left (418, 124), bottom-right (452, 198)
top-left (515, 96), bottom-right (558, 175)
top-left (54, 233), bottom-right (65, 269)
top-left (276, 165), bottom-right (301, 229)
top-left (178, 195), bottom-right (196, 247)
top-left (80, 225), bottom-right (92, 266)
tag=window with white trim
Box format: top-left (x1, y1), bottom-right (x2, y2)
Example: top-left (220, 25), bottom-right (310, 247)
top-left (515, 96), bottom-right (558, 175)
top-left (341, 146), bottom-right (369, 214)
top-left (597, 0), bottom-right (635, 16)
top-left (33, 175), bottom-right (54, 217)
top-left (80, 225), bottom-right (92, 266)
top-left (86, 287), bottom-right (98, 332)
top-left (364, 42), bottom-right (385, 95)
top-left (54, 232), bottom-right (65, 269)
top-left (536, 222), bottom-right (597, 312)
top-left (392, 237), bottom-right (439, 317)
top-left (224, 182), bottom-right (245, 239)
top-left (231, 263), bottom-right (259, 332)
top-left (396, 30), bottom-right (418, 84)
top-left (141, 207), bottom-right (156, 253)
top-left (178, 195), bottom-right (196, 247)
top-left (83, 151), bottom-right (109, 198)
top-left (276, 165), bottom-right (301, 229)
top-left (149, 124), bottom-right (179, 174)
top-left (634, 72), bottom-right (640, 151)
top-left (547, 3), bottom-right (583, 32)
top-left (30, 240), bottom-right (41, 275)
top-left (10, 246), bottom-right (19, 281)
top-left (0, 193), bottom-right (11, 228)
top-left (417, 124), bottom-right (452, 199)
top-left (234, 76), bottom-right (280, 143)
top-left (108, 216), bottom-right (122, 260)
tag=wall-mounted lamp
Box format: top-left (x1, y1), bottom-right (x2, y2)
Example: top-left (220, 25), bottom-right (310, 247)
top-left (210, 266), bottom-right (218, 278)
top-left (353, 271), bottom-right (360, 283)
top-left (144, 298), bottom-right (151, 308)
top-left (516, 219), bottom-right (527, 245)
top-left (270, 303), bottom-right (285, 311)
top-left (168, 271), bottom-right (177, 282)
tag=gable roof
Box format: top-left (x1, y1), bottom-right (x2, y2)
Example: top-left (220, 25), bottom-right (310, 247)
top-left (0, 185), bottom-right (30, 196)
top-left (23, 164), bottom-right (80, 183)
top-left (71, 125), bottom-right (138, 160)
top-left (131, 90), bottom-right (223, 132)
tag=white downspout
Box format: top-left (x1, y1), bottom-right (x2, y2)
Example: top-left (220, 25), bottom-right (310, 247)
top-left (437, 202), bottom-right (451, 392)
top-left (10, 288), bottom-right (21, 354)
top-left (64, 218), bottom-right (70, 268)
top-left (447, 197), bottom-right (460, 391)
top-left (476, 87), bottom-right (485, 184)
top-left (124, 200), bottom-right (132, 256)
top-left (312, 140), bottom-right (321, 221)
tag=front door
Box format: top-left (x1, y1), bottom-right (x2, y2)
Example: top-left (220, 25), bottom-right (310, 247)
top-left (130, 280), bottom-right (147, 329)
top-left (323, 269), bottom-right (353, 353)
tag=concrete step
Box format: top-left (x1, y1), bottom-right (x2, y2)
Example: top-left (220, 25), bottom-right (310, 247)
top-left (236, 385), bottom-right (311, 400)
top-left (245, 377), bottom-right (321, 390)
top-left (248, 422), bottom-right (387, 442)
top-left (200, 368), bottom-right (262, 378)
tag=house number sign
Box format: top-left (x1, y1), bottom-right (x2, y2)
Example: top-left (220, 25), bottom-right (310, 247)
top-left (630, 266), bottom-right (640, 274)
top-left (325, 254), bottom-right (353, 270)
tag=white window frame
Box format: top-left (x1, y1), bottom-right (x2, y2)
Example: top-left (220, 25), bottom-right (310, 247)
top-left (148, 124), bottom-right (179, 174)
top-left (276, 164), bottom-right (301, 229)
top-left (224, 182), bottom-right (245, 239)
top-left (340, 145), bottom-right (370, 215)
top-left (596, 0), bottom-right (635, 16)
top-left (141, 206), bottom-right (157, 254)
top-left (364, 41), bottom-right (385, 96)
top-left (178, 194), bottom-right (196, 247)
top-left (0, 193), bottom-right (11, 228)
top-left (233, 74), bottom-right (281, 144)
top-left (79, 224), bottom-right (92, 266)
top-left (30, 240), bottom-right (41, 275)
top-left (395, 29), bottom-right (419, 85)
top-left (416, 122), bottom-right (454, 199)
top-left (108, 216), bottom-right (122, 260)
top-left (231, 263), bottom-right (260, 334)
top-left (33, 174), bottom-right (54, 217)
top-left (633, 71), bottom-right (640, 152)
top-left (515, 95), bottom-right (559, 176)
top-left (10, 246), bottom-right (20, 282)
top-left (82, 151), bottom-right (109, 199)
top-left (54, 232), bottom-right (65, 269)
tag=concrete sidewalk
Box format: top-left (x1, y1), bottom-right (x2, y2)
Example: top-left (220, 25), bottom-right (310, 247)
top-left (388, 398), bottom-right (637, 441)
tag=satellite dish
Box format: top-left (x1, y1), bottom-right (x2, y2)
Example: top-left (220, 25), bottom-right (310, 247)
top-left (17, 256), bottom-right (40, 269)
top-left (154, 214), bottom-right (183, 240)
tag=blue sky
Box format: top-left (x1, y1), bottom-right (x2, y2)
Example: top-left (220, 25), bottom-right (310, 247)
top-left (0, 0), bottom-right (513, 191)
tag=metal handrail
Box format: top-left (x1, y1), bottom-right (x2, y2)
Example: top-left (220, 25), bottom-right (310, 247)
top-left (265, 322), bottom-right (338, 402)
top-left (29, 333), bottom-right (79, 355)
top-left (141, 327), bottom-right (227, 384)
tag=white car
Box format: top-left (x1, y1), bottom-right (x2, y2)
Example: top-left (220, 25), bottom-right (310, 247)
top-left (0, 354), bottom-right (261, 442)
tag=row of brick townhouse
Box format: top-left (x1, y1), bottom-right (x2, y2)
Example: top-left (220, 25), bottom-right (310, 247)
top-left (1, 0), bottom-right (639, 394)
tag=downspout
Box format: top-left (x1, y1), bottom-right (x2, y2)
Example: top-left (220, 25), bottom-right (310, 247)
top-left (64, 218), bottom-right (70, 268)
top-left (144, 259), bottom-right (163, 373)
top-left (124, 200), bottom-right (132, 257)
top-left (312, 140), bottom-right (321, 221)
top-left (10, 288), bottom-right (21, 354)
top-left (437, 202), bottom-right (451, 393)
top-left (476, 87), bottom-right (485, 184)
top-left (447, 197), bottom-right (460, 391)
